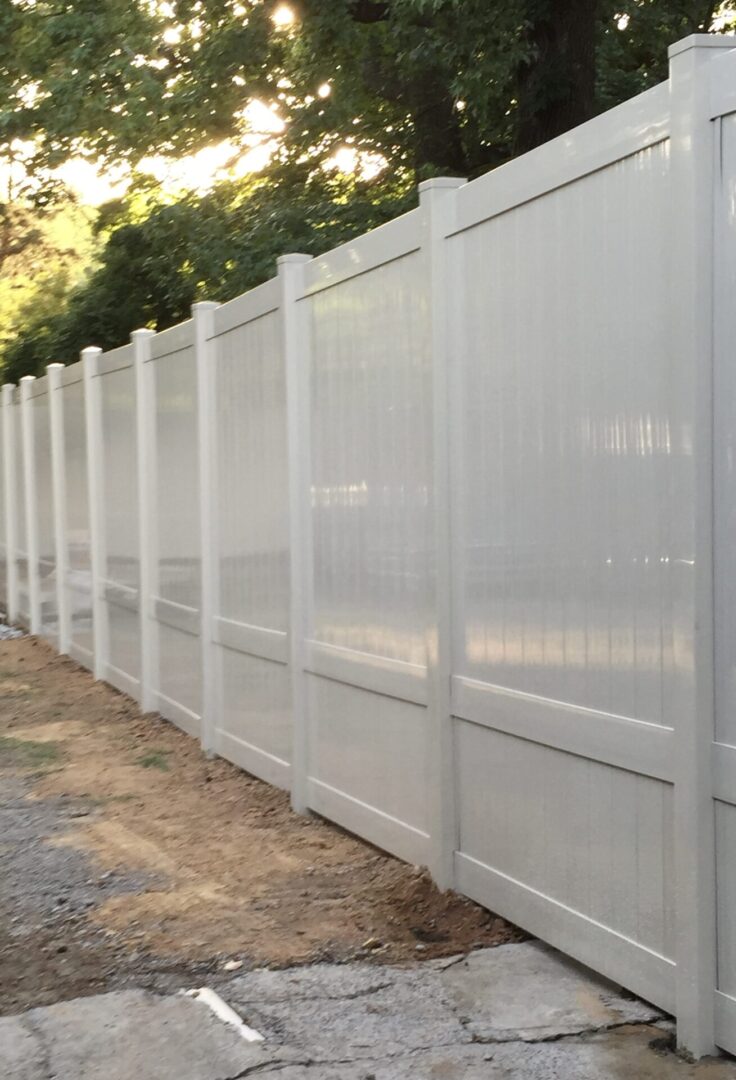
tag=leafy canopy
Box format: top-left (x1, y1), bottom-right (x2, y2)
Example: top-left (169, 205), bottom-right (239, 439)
top-left (1, 0), bottom-right (734, 376)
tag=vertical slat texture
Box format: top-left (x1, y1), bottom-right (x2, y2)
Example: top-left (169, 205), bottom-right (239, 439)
top-left (0, 399), bottom-right (5, 609)
top-left (212, 307), bottom-right (292, 778)
top-left (715, 111), bottom-right (736, 751)
top-left (713, 95), bottom-right (736, 1043)
top-left (454, 142), bottom-right (674, 723)
top-left (309, 253), bottom-right (431, 666)
top-left (61, 375), bottom-right (93, 660)
top-left (32, 385), bottom-right (57, 642)
top-left (152, 339), bottom-right (201, 725)
top-left (14, 395), bottom-right (27, 622)
top-left (450, 138), bottom-right (679, 1015)
top-left (100, 362), bottom-right (140, 688)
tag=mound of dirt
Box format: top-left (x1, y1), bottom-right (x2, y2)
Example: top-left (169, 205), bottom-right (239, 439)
top-left (0, 636), bottom-right (523, 1010)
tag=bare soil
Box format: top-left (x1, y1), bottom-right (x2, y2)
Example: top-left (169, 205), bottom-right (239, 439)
top-left (0, 636), bottom-right (522, 1013)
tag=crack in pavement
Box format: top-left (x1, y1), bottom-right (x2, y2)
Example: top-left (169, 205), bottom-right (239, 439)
top-left (19, 1012), bottom-right (54, 1080)
top-left (232, 982), bottom-right (395, 1007)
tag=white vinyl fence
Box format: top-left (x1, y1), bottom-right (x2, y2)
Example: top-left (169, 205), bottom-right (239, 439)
top-left (3, 33), bottom-right (736, 1058)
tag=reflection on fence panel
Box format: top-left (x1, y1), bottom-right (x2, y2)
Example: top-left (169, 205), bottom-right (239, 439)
top-left (61, 363), bottom-right (93, 664)
top-left (31, 378), bottom-right (57, 643)
top-left (97, 347), bottom-right (141, 698)
top-left (450, 116), bottom-right (679, 1013)
top-left (305, 225), bottom-right (432, 866)
top-left (149, 322), bottom-right (202, 737)
top-left (0, 394), bottom-right (7, 606)
top-left (2, 35), bottom-right (736, 1059)
top-left (209, 282), bottom-right (293, 787)
top-left (14, 388), bottom-right (29, 624)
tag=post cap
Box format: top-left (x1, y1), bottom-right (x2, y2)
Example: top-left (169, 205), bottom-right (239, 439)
top-left (277, 253), bottom-right (312, 266)
top-left (669, 33), bottom-right (736, 60)
top-left (418, 176), bottom-right (466, 193)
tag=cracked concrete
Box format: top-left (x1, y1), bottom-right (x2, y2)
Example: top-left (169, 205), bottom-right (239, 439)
top-left (2, 941), bottom-right (736, 1079)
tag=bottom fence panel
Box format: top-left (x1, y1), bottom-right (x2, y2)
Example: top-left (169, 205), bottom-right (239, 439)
top-left (0, 544), bottom-right (7, 615)
top-left (38, 557), bottom-right (58, 646)
top-left (154, 620), bottom-right (201, 738)
top-left (453, 716), bottom-right (676, 1012)
top-left (67, 569), bottom-right (93, 664)
top-left (16, 558), bottom-right (30, 627)
top-left (714, 991), bottom-right (736, 1057)
top-left (68, 639), bottom-right (93, 670)
top-left (305, 673), bottom-right (431, 867)
top-left (214, 644), bottom-right (291, 791)
top-left (715, 798), bottom-right (736, 1056)
top-left (105, 600), bottom-right (141, 699)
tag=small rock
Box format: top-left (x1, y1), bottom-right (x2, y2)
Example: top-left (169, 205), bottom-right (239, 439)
top-left (362, 937), bottom-right (382, 951)
top-left (223, 959), bottom-right (242, 972)
top-left (415, 943), bottom-right (427, 952)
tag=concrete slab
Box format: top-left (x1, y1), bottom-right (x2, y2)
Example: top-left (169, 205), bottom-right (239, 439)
top-left (3, 944), bottom-right (736, 1080)
top-left (228, 963), bottom-right (468, 1061)
top-left (0, 1017), bottom-right (44, 1080)
top-left (256, 1029), bottom-right (736, 1079)
top-left (440, 940), bottom-right (663, 1041)
top-left (487, 1025), bottom-right (736, 1080)
top-left (0, 989), bottom-right (274, 1080)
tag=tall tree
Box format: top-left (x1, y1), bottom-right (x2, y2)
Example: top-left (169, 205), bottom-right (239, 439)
top-left (2, 0), bottom-right (734, 376)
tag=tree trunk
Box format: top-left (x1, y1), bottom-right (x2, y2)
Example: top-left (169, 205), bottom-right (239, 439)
top-left (408, 65), bottom-right (468, 176)
top-left (514, 0), bottom-right (598, 156)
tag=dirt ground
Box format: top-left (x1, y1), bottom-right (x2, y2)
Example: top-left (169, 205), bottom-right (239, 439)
top-left (0, 635), bottom-right (522, 1013)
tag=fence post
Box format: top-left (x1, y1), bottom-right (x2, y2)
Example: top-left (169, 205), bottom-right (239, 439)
top-left (418, 177), bottom-right (466, 891)
top-left (192, 302), bottom-right (220, 754)
top-left (131, 329), bottom-right (157, 712)
top-left (82, 347), bottom-right (106, 681)
top-left (19, 375), bottom-right (41, 635)
top-left (2, 384), bottom-right (18, 625)
top-left (278, 254), bottom-right (312, 814)
top-left (668, 35), bottom-right (735, 1059)
top-left (47, 364), bottom-right (69, 654)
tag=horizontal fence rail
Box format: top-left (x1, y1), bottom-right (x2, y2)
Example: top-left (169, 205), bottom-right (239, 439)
top-left (2, 34), bottom-right (736, 1060)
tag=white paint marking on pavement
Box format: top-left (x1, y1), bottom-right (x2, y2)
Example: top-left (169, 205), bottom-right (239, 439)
top-left (184, 987), bottom-right (264, 1042)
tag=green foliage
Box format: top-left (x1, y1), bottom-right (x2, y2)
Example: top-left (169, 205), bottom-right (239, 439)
top-left (0, 196), bottom-right (95, 378)
top-left (1, 1), bottom-right (735, 376)
top-left (2, 163), bottom-right (414, 369)
top-left (0, 735), bottom-right (61, 769)
top-left (136, 749), bottom-right (170, 770)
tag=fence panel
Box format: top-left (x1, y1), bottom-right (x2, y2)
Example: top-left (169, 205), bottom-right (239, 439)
top-left (13, 387), bottom-right (30, 626)
top-left (61, 362), bottom-right (93, 666)
top-left (95, 346), bottom-right (141, 697)
top-left (0, 395), bottom-right (6, 611)
top-left (301, 211), bottom-right (433, 865)
top-left (448, 86), bottom-right (678, 1013)
top-left (208, 281), bottom-right (292, 786)
top-left (148, 321), bottom-right (202, 736)
top-left (29, 376), bottom-right (58, 644)
top-left (710, 45), bottom-right (736, 1057)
